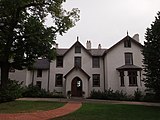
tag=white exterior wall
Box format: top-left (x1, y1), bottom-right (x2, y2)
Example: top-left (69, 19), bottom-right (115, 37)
top-left (105, 41), bottom-right (145, 95)
top-left (9, 70), bottom-right (27, 86)
top-left (33, 70), bottom-right (49, 90)
top-left (50, 45), bottom-right (104, 97)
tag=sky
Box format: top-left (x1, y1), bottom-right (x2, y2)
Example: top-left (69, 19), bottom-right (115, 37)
top-left (47, 0), bottom-right (160, 49)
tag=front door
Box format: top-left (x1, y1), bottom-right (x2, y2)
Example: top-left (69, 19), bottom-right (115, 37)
top-left (71, 77), bottom-right (82, 97)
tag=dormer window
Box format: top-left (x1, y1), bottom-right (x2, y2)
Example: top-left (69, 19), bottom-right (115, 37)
top-left (124, 40), bottom-right (131, 48)
top-left (75, 46), bottom-right (81, 53)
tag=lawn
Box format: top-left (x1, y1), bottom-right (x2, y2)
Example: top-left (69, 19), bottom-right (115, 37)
top-left (0, 100), bottom-right (65, 113)
top-left (53, 103), bottom-right (160, 120)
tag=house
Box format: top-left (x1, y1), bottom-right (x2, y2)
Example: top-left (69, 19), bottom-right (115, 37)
top-left (5, 34), bottom-right (145, 98)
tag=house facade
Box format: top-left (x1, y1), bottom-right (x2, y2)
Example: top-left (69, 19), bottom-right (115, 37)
top-left (3, 35), bottom-right (145, 98)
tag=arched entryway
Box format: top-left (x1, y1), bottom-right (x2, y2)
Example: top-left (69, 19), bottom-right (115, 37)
top-left (71, 77), bottom-right (82, 97)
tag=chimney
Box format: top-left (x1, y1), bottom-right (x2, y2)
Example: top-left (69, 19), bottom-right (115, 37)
top-left (55, 43), bottom-right (58, 49)
top-left (98, 44), bottom-right (101, 49)
top-left (132, 34), bottom-right (139, 42)
top-left (86, 41), bottom-right (91, 49)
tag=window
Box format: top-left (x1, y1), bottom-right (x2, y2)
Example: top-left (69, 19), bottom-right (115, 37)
top-left (55, 74), bottom-right (63, 87)
top-left (9, 67), bottom-right (15, 72)
top-left (36, 81), bottom-right (41, 89)
top-left (56, 56), bottom-right (63, 67)
top-left (74, 57), bottom-right (81, 67)
top-left (75, 46), bottom-right (81, 53)
top-left (128, 71), bottom-right (137, 86)
top-left (125, 53), bottom-right (133, 65)
top-left (120, 71), bottom-right (124, 86)
top-left (92, 57), bottom-right (100, 68)
top-left (93, 74), bottom-right (100, 87)
top-left (37, 69), bottom-right (42, 77)
top-left (124, 40), bottom-right (131, 47)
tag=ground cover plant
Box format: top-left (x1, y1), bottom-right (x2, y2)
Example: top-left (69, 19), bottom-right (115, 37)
top-left (0, 101), bottom-right (65, 113)
top-left (53, 103), bottom-right (160, 120)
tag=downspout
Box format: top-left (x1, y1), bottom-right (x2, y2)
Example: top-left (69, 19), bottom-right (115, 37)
top-left (32, 69), bottom-right (34, 85)
top-left (47, 61), bottom-right (50, 92)
top-left (103, 56), bottom-right (106, 91)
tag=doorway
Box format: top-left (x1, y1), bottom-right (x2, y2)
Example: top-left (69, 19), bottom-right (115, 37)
top-left (71, 77), bottom-right (82, 97)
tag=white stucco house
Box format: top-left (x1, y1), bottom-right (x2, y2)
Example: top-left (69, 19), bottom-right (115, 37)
top-left (1, 34), bottom-right (146, 98)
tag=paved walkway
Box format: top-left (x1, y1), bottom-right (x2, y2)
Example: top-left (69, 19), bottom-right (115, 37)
top-left (18, 97), bottom-right (160, 107)
top-left (1, 97), bottom-right (160, 120)
top-left (0, 102), bottom-right (82, 120)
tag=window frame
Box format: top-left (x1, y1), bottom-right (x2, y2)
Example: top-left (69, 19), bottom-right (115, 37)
top-left (75, 45), bottom-right (81, 53)
top-left (128, 71), bottom-right (138, 86)
top-left (92, 74), bottom-right (100, 87)
top-left (56, 56), bottom-right (63, 67)
top-left (36, 81), bottom-right (42, 89)
top-left (74, 57), bottom-right (81, 67)
top-left (125, 53), bottom-right (133, 65)
top-left (120, 71), bottom-right (125, 87)
top-left (124, 40), bottom-right (131, 48)
top-left (37, 69), bottom-right (42, 77)
top-left (55, 74), bottom-right (63, 87)
top-left (92, 56), bottom-right (100, 68)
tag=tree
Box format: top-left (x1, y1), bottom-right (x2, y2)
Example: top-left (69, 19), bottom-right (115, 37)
top-left (142, 11), bottom-right (160, 99)
top-left (0, 0), bottom-right (79, 88)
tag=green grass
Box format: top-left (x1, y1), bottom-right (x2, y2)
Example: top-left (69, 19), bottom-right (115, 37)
top-left (53, 103), bottom-right (160, 120)
top-left (0, 100), bottom-right (65, 113)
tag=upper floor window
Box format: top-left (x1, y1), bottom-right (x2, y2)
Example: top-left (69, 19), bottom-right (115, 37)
top-left (125, 53), bottom-right (133, 65)
top-left (124, 40), bottom-right (131, 48)
top-left (55, 74), bottom-right (63, 87)
top-left (75, 57), bottom-right (81, 67)
top-left (37, 69), bottom-right (42, 77)
top-left (56, 56), bottom-right (63, 67)
top-left (93, 74), bottom-right (100, 87)
top-left (92, 57), bottom-right (100, 68)
top-left (75, 46), bottom-right (81, 53)
top-left (128, 71), bottom-right (137, 86)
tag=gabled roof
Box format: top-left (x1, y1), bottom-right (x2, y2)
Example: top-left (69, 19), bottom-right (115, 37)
top-left (56, 49), bottom-right (68, 56)
top-left (64, 66), bottom-right (90, 79)
top-left (105, 35), bottom-right (143, 54)
top-left (56, 41), bottom-right (107, 57)
top-left (63, 40), bottom-right (92, 56)
top-left (32, 59), bottom-right (50, 70)
top-left (116, 64), bottom-right (142, 71)
top-left (88, 49), bottom-right (107, 56)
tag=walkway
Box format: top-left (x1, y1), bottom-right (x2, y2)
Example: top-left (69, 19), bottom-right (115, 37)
top-left (0, 102), bottom-right (82, 120)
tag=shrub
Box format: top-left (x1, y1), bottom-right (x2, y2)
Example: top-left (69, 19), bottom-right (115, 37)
top-left (0, 79), bottom-right (23, 103)
top-left (22, 84), bottom-right (64, 98)
top-left (134, 88), bottom-right (143, 101)
top-left (90, 88), bottom-right (128, 101)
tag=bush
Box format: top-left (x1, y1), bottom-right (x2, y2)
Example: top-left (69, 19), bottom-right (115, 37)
top-left (134, 88), bottom-right (143, 101)
top-left (90, 88), bottom-right (128, 101)
top-left (0, 79), bottom-right (23, 103)
top-left (143, 93), bottom-right (158, 102)
top-left (22, 84), bottom-right (64, 98)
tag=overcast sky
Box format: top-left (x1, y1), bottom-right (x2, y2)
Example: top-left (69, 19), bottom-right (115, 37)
top-left (47, 0), bottom-right (160, 48)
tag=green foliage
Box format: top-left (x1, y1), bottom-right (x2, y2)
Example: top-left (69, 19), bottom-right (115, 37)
top-left (134, 88), bottom-right (143, 101)
top-left (0, 80), bottom-right (23, 103)
top-left (0, 101), bottom-right (65, 113)
top-left (0, 0), bottom-right (80, 87)
top-left (53, 103), bottom-right (160, 120)
top-left (22, 84), bottom-right (64, 98)
top-left (90, 89), bottom-right (128, 101)
top-left (142, 11), bottom-right (160, 100)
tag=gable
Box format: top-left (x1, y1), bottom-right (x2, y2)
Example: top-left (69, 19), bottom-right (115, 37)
top-left (105, 35), bottom-right (143, 55)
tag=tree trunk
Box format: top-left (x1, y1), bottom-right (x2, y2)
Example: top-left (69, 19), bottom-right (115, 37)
top-left (0, 62), bottom-right (10, 88)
